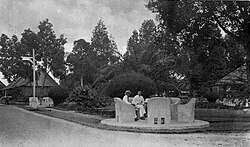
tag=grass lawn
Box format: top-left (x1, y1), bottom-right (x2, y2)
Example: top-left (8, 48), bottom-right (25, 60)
top-left (13, 103), bottom-right (250, 133)
top-left (195, 109), bottom-right (250, 122)
top-left (1, 99), bottom-right (248, 133)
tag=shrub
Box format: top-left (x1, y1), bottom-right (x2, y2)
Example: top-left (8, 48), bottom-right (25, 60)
top-left (48, 86), bottom-right (70, 106)
top-left (67, 86), bottom-right (97, 109)
top-left (203, 91), bottom-right (220, 103)
top-left (156, 82), bottom-right (180, 97)
top-left (101, 73), bottom-right (156, 98)
top-left (9, 88), bottom-right (25, 101)
top-left (96, 95), bottom-right (114, 108)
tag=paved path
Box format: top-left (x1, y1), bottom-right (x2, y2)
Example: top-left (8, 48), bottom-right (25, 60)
top-left (0, 105), bottom-right (250, 147)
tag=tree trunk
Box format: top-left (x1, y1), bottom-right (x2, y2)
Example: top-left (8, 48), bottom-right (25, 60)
top-left (245, 21), bottom-right (250, 95)
top-left (246, 43), bottom-right (250, 94)
top-left (80, 74), bottom-right (84, 88)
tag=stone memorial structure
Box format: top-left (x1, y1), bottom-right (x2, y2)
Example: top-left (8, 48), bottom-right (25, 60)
top-left (101, 97), bottom-right (210, 133)
top-left (114, 98), bottom-right (135, 123)
top-left (29, 97), bottom-right (39, 109)
top-left (177, 98), bottom-right (196, 123)
top-left (147, 97), bottom-right (171, 125)
top-left (41, 97), bottom-right (54, 107)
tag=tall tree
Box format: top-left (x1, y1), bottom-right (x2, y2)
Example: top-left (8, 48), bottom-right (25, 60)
top-left (126, 19), bottom-right (184, 84)
top-left (21, 19), bottom-right (67, 80)
top-left (146, 0), bottom-right (246, 92)
top-left (0, 34), bottom-right (32, 82)
top-left (204, 1), bottom-right (250, 90)
top-left (91, 19), bottom-right (119, 68)
top-left (0, 19), bottom-right (67, 83)
top-left (66, 39), bottom-right (97, 87)
top-left (124, 30), bottom-right (141, 71)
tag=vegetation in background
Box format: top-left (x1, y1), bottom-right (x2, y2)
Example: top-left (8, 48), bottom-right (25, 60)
top-left (0, 19), bottom-right (67, 83)
top-left (66, 86), bottom-right (96, 108)
top-left (101, 73), bottom-right (156, 98)
top-left (2, 1), bottom-right (250, 108)
top-left (48, 86), bottom-right (69, 106)
top-left (156, 82), bottom-right (180, 97)
top-left (146, 0), bottom-right (247, 93)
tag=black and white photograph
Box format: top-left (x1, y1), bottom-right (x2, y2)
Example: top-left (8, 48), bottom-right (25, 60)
top-left (0, 0), bottom-right (250, 146)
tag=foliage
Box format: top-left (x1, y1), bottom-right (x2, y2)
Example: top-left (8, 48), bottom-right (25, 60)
top-left (66, 39), bottom-right (97, 87)
top-left (203, 91), bottom-right (220, 103)
top-left (60, 73), bottom-right (79, 91)
top-left (0, 19), bottom-right (67, 83)
top-left (66, 85), bottom-right (98, 109)
top-left (0, 35), bottom-right (32, 82)
top-left (101, 73), bottom-right (156, 98)
top-left (9, 88), bottom-right (25, 102)
top-left (22, 19), bottom-right (67, 80)
top-left (119, 19), bottom-right (182, 85)
top-left (96, 95), bottom-right (114, 108)
top-left (48, 86), bottom-right (70, 106)
top-left (146, 1), bottom-right (247, 92)
top-left (65, 19), bottom-right (121, 89)
top-left (123, 20), bottom-right (158, 77)
top-left (156, 82), bottom-right (180, 97)
top-left (91, 19), bottom-right (120, 68)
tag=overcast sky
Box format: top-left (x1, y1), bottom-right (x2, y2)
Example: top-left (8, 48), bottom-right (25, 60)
top-left (0, 0), bottom-right (156, 84)
top-left (0, 0), bottom-right (156, 54)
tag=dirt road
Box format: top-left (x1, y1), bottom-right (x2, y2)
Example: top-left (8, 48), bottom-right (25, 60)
top-left (0, 105), bottom-right (249, 147)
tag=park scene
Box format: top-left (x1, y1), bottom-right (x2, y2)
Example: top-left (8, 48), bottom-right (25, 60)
top-left (1, 0), bottom-right (250, 146)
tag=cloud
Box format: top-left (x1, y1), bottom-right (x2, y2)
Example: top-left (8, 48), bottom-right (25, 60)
top-left (0, 0), bottom-right (156, 54)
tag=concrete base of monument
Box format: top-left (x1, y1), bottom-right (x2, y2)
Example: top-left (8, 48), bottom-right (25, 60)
top-left (101, 118), bottom-right (210, 133)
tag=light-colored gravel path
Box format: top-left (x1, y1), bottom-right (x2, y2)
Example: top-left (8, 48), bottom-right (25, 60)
top-left (0, 105), bottom-right (250, 147)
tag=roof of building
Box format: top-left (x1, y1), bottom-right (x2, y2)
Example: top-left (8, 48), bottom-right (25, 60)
top-left (1, 71), bottom-right (58, 90)
top-left (216, 65), bottom-right (247, 85)
top-left (0, 80), bottom-right (5, 89)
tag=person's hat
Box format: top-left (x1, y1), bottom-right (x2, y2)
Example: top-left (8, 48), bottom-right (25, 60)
top-left (125, 90), bottom-right (131, 94)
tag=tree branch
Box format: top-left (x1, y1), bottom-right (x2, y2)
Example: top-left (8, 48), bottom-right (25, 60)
top-left (212, 12), bottom-right (237, 39)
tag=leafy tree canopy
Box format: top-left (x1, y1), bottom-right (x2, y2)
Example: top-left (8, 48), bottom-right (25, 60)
top-left (146, 0), bottom-right (247, 91)
top-left (0, 19), bottom-right (67, 82)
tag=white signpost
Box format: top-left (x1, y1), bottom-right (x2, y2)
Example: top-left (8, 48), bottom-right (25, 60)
top-left (22, 49), bottom-right (38, 109)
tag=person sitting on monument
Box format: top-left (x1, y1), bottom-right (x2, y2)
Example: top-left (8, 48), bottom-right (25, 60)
top-left (123, 90), bottom-right (132, 104)
top-left (132, 91), bottom-right (146, 120)
top-left (123, 90), bottom-right (139, 121)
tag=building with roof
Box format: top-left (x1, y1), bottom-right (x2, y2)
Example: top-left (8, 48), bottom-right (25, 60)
top-left (0, 80), bottom-right (5, 89)
top-left (213, 65), bottom-right (247, 94)
top-left (0, 80), bottom-right (6, 97)
top-left (1, 71), bottom-right (58, 99)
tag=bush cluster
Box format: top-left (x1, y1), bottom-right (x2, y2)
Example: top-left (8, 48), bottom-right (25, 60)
top-left (9, 88), bottom-right (25, 101)
top-left (66, 86), bottom-right (98, 109)
top-left (156, 82), bottom-right (180, 97)
top-left (203, 91), bottom-right (220, 103)
top-left (48, 86), bottom-right (70, 106)
top-left (101, 73), bottom-right (156, 98)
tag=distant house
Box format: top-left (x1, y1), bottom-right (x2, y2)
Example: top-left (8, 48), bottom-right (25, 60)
top-left (213, 65), bottom-right (246, 94)
top-left (1, 71), bottom-right (58, 99)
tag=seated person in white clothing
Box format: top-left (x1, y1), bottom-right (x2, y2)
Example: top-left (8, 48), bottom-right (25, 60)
top-left (123, 90), bottom-right (138, 120)
top-left (132, 91), bottom-right (146, 120)
top-left (123, 90), bottom-right (132, 104)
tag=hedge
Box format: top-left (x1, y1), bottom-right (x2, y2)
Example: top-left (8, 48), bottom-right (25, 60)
top-left (101, 73), bottom-right (156, 98)
top-left (48, 85), bottom-right (70, 106)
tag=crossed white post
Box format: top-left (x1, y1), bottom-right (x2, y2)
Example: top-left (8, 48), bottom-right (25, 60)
top-left (22, 49), bottom-right (37, 109)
